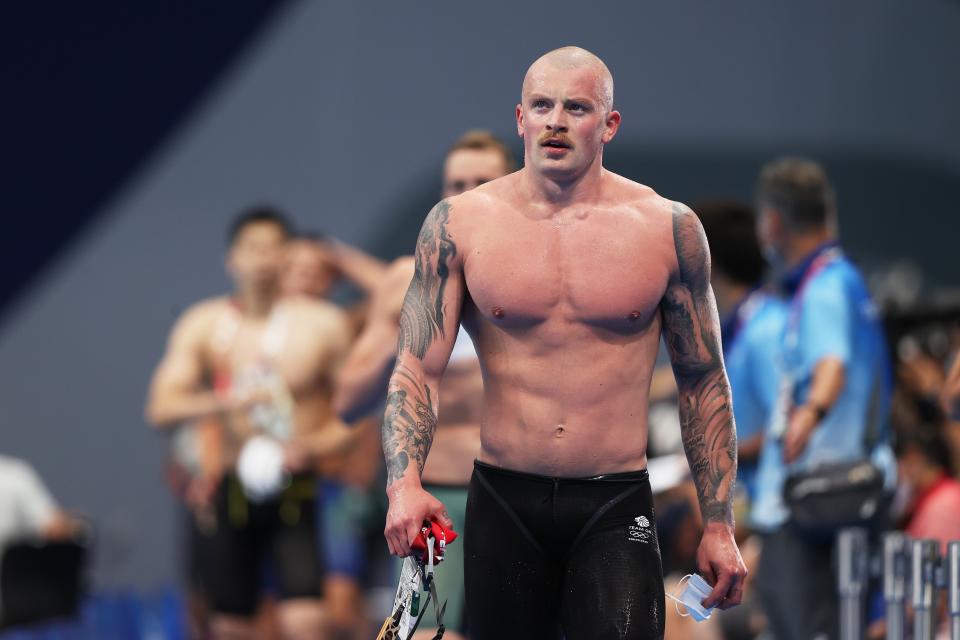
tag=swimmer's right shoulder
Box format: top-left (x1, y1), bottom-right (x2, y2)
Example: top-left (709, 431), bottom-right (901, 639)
top-left (445, 173), bottom-right (516, 217)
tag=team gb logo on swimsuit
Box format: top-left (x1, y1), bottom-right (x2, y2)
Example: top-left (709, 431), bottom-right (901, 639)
top-left (628, 515), bottom-right (651, 543)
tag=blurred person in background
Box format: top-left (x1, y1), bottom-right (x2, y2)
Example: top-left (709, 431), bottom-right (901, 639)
top-left (895, 424), bottom-right (960, 552)
top-left (695, 201), bottom-right (782, 514)
top-left (750, 157), bottom-right (895, 640)
top-left (942, 349), bottom-right (960, 421)
top-left (0, 454), bottom-right (78, 621)
top-left (281, 233), bottom-right (386, 640)
top-left (866, 423), bottom-right (960, 639)
top-left (282, 232), bottom-right (386, 331)
top-left (334, 129), bottom-right (515, 639)
top-left (146, 206), bottom-right (358, 640)
top-left (695, 200), bottom-right (786, 640)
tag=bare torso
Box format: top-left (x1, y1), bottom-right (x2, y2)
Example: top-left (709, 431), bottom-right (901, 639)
top-left (426, 336), bottom-right (483, 485)
top-left (452, 170), bottom-right (677, 476)
top-left (195, 296), bottom-right (348, 468)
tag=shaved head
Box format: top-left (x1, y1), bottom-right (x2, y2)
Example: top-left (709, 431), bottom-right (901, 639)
top-left (522, 46), bottom-right (614, 111)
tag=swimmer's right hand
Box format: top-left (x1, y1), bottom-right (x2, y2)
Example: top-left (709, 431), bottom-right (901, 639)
top-left (221, 386), bottom-right (274, 412)
top-left (384, 483), bottom-right (453, 557)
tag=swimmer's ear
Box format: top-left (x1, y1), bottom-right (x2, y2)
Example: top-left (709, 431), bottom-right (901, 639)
top-left (516, 103), bottom-right (525, 138)
top-left (601, 109), bottom-right (621, 144)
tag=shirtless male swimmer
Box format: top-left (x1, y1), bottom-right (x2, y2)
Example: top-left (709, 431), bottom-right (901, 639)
top-left (380, 47), bottom-right (747, 639)
top-left (147, 207), bottom-right (354, 640)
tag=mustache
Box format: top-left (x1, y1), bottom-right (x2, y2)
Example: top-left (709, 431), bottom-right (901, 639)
top-left (538, 132), bottom-right (573, 147)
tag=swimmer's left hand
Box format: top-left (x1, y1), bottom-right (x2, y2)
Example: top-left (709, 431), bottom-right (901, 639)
top-left (696, 522), bottom-right (747, 610)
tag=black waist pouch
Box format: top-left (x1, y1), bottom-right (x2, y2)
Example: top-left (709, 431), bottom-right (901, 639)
top-left (783, 459), bottom-right (887, 538)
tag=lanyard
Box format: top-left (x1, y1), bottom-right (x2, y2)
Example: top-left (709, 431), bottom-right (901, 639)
top-left (784, 247), bottom-right (843, 350)
top-left (770, 247), bottom-right (843, 442)
top-left (723, 287), bottom-right (766, 353)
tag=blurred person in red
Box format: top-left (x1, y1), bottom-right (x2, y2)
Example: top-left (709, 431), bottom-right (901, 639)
top-left (146, 206), bottom-right (357, 640)
top-left (334, 129), bottom-right (515, 639)
top-left (864, 424), bottom-right (960, 639)
top-left (896, 425), bottom-right (960, 551)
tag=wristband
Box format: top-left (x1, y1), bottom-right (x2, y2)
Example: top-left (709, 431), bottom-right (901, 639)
top-left (802, 403), bottom-right (829, 423)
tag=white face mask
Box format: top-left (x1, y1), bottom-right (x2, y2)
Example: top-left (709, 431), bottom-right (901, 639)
top-left (665, 573), bottom-right (715, 622)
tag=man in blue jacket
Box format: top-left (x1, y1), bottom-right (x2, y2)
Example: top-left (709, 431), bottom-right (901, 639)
top-left (750, 157), bottom-right (895, 640)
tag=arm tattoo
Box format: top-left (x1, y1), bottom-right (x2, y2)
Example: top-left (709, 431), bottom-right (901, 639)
top-left (662, 203), bottom-right (738, 525)
top-left (398, 200), bottom-right (457, 359)
top-left (384, 200), bottom-right (459, 486)
top-left (382, 363), bottom-right (439, 486)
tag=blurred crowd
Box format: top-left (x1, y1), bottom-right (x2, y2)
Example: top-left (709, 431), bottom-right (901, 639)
top-left (2, 131), bottom-right (960, 640)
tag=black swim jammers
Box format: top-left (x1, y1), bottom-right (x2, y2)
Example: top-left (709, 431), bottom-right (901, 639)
top-left (464, 460), bottom-right (665, 640)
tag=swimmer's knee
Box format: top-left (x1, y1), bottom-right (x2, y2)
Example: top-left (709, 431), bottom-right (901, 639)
top-left (324, 575), bottom-right (363, 626)
top-left (276, 598), bottom-right (326, 640)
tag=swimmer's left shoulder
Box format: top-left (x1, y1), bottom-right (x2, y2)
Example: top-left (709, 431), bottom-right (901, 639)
top-left (603, 172), bottom-right (679, 223)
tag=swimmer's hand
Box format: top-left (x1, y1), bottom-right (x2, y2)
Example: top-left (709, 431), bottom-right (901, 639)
top-left (696, 522), bottom-right (748, 610)
top-left (222, 386), bottom-right (275, 412)
top-left (384, 482), bottom-right (454, 557)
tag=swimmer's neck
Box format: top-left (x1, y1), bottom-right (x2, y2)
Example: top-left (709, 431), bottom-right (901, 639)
top-left (522, 154), bottom-right (605, 207)
top-left (234, 283), bottom-right (281, 318)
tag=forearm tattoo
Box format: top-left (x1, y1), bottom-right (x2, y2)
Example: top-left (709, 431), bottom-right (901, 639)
top-left (662, 203), bottom-right (738, 525)
top-left (384, 200), bottom-right (458, 486)
top-left (383, 363), bottom-right (439, 485)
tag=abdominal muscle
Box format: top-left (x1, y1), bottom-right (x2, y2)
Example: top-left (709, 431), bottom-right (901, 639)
top-left (476, 337), bottom-right (658, 477)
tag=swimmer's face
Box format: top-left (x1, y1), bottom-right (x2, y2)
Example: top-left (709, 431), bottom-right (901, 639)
top-left (442, 148), bottom-right (510, 198)
top-left (281, 239), bottom-right (338, 298)
top-left (517, 63), bottom-right (620, 180)
top-left (227, 221), bottom-right (288, 289)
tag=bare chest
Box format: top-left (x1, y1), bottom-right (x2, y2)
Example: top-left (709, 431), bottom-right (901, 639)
top-left (463, 212), bottom-right (672, 331)
top-left (202, 318), bottom-right (324, 395)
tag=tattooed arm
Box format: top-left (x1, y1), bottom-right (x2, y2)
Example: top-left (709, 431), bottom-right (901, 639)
top-left (382, 200), bottom-right (466, 556)
top-left (661, 202), bottom-right (746, 608)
